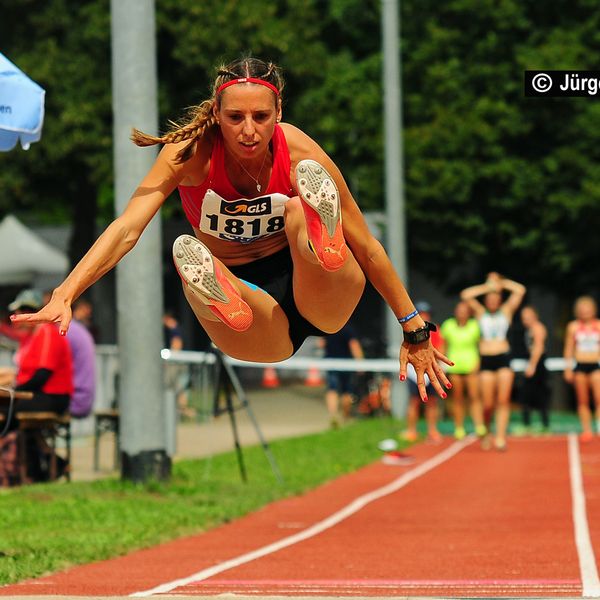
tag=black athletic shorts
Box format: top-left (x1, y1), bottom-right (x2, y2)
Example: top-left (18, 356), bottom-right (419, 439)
top-left (574, 362), bottom-right (600, 374)
top-left (480, 353), bottom-right (512, 372)
top-left (229, 246), bottom-right (326, 354)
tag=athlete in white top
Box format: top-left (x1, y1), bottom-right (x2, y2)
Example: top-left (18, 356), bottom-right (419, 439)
top-left (563, 295), bottom-right (600, 442)
top-left (461, 272), bottom-right (526, 451)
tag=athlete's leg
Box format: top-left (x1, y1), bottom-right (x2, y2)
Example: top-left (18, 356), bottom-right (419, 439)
top-left (325, 372), bottom-right (342, 427)
top-left (480, 371), bottom-right (496, 428)
top-left (450, 373), bottom-right (466, 436)
top-left (174, 236), bottom-right (294, 362)
top-left (494, 367), bottom-right (515, 448)
top-left (466, 371), bottom-right (485, 434)
top-left (425, 396), bottom-right (441, 442)
top-left (479, 370), bottom-right (496, 449)
top-left (284, 196), bottom-right (365, 332)
top-left (340, 392), bottom-right (353, 418)
top-left (575, 372), bottom-right (593, 437)
top-left (403, 383), bottom-right (420, 440)
top-left (590, 370), bottom-right (600, 433)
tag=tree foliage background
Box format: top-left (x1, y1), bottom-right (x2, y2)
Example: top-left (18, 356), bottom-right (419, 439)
top-left (1, 0), bottom-right (599, 298)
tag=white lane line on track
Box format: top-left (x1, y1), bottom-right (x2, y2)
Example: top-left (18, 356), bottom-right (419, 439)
top-left (130, 437), bottom-right (475, 597)
top-left (568, 433), bottom-right (600, 598)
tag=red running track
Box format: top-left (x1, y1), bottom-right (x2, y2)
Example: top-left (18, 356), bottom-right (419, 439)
top-left (2, 435), bottom-right (599, 598)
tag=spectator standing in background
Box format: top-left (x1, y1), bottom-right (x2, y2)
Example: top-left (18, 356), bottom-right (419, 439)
top-left (322, 322), bottom-right (364, 428)
top-left (563, 296), bottom-right (600, 442)
top-left (163, 311), bottom-right (184, 351)
top-left (66, 312), bottom-right (96, 418)
top-left (402, 301), bottom-right (444, 443)
top-left (461, 272), bottom-right (526, 451)
top-left (72, 297), bottom-right (100, 342)
top-left (440, 301), bottom-right (486, 440)
top-left (163, 311), bottom-right (194, 419)
top-left (519, 306), bottom-right (550, 433)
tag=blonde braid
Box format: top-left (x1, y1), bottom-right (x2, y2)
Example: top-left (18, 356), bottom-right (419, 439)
top-left (130, 99), bottom-right (217, 163)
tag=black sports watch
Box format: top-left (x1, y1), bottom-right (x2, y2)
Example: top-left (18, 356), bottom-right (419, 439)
top-left (403, 321), bottom-right (437, 345)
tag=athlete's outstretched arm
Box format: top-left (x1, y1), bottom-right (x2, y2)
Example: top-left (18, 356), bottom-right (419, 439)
top-left (11, 144), bottom-right (189, 334)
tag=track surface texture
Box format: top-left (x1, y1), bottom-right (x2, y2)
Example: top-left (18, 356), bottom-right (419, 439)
top-left (2, 434), bottom-right (599, 598)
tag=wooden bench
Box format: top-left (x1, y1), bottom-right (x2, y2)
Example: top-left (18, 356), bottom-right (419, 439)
top-left (15, 412), bottom-right (71, 483)
top-left (93, 408), bottom-right (120, 472)
top-left (1, 388), bottom-right (71, 484)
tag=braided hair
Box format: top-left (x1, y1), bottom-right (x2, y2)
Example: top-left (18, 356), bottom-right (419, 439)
top-left (131, 57), bottom-right (284, 164)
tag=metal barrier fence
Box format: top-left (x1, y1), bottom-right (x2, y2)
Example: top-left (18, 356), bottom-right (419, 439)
top-left (2, 343), bottom-right (576, 436)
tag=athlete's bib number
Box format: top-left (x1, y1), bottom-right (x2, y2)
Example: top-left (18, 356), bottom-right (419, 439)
top-left (205, 214), bottom-right (284, 237)
top-left (199, 190), bottom-right (289, 243)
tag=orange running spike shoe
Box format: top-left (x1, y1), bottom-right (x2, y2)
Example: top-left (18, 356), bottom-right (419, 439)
top-left (172, 235), bottom-right (253, 332)
top-left (296, 159), bottom-right (348, 272)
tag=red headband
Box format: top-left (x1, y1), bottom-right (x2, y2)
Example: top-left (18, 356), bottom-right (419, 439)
top-left (216, 77), bottom-right (280, 96)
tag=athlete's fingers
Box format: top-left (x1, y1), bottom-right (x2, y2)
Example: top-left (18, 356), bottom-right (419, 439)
top-left (426, 366), bottom-right (446, 400)
top-left (415, 370), bottom-right (428, 402)
top-left (58, 311), bottom-right (72, 336)
top-left (399, 344), bottom-right (409, 382)
top-left (433, 346), bottom-right (454, 368)
top-left (431, 355), bottom-right (452, 391)
top-left (10, 305), bottom-right (71, 335)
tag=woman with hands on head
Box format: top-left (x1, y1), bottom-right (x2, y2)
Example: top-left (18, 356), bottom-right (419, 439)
top-left (11, 56), bottom-right (451, 398)
top-left (461, 272), bottom-right (526, 450)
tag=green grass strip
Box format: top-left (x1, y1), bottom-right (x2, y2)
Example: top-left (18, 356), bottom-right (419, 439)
top-left (0, 417), bottom-right (403, 586)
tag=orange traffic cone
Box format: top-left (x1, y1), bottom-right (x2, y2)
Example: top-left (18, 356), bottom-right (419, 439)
top-left (305, 365), bottom-right (324, 387)
top-left (262, 367), bottom-right (280, 388)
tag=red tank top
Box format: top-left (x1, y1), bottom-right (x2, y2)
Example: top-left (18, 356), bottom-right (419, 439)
top-left (178, 125), bottom-right (294, 244)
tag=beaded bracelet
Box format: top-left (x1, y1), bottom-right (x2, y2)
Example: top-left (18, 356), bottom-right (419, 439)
top-left (397, 309), bottom-right (419, 324)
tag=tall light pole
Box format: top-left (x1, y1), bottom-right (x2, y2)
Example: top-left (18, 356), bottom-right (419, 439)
top-left (111, 0), bottom-right (170, 481)
top-left (382, 0), bottom-right (409, 417)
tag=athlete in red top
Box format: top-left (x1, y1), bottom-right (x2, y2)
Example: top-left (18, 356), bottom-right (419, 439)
top-left (12, 57), bottom-right (451, 400)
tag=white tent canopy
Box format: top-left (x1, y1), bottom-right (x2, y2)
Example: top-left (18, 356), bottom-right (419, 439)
top-left (0, 214), bottom-right (68, 285)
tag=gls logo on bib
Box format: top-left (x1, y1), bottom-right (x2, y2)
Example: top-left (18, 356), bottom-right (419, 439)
top-left (221, 197), bottom-right (271, 215)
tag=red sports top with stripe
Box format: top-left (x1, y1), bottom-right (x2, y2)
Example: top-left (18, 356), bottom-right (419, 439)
top-left (178, 125), bottom-right (294, 244)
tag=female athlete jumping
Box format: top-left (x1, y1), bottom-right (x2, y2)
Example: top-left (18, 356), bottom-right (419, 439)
top-left (11, 57), bottom-right (451, 399)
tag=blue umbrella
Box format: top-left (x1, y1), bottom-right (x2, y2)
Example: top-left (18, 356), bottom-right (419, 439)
top-left (0, 52), bottom-right (45, 151)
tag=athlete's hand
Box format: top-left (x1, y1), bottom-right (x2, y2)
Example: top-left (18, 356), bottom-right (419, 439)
top-left (524, 364), bottom-right (535, 378)
top-left (10, 296), bottom-right (73, 336)
top-left (564, 368), bottom-right (574, 384)
top-left (398, 341), bottom-right (453, 402)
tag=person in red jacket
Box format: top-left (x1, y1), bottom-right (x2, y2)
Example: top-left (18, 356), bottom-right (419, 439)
top-left (0, 289), bottom-right (73, 427)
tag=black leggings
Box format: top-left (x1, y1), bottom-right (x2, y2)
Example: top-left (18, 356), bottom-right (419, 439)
top-left (229, 246), bottom-right (327, 353)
